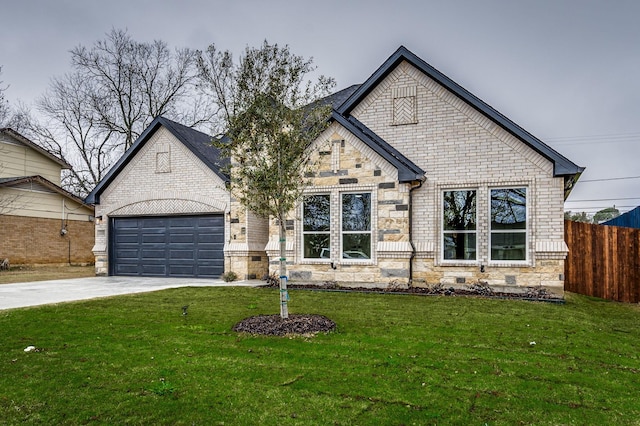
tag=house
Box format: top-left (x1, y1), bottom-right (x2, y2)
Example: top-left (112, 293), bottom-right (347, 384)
top-left (603, 206), bottom-right (640, 229)
top-left (86, 46), bottom-right (584, 296)
top-left (0, 128), bottom-right (95, 265)
top-left (262, 46), bottom-right (583, 296)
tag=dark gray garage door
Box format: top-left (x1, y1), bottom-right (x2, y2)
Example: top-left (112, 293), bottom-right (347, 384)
top-left (110, 215), bottom-right (224, 278)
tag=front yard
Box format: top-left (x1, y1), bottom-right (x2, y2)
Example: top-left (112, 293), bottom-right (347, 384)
top-left (1, 287), bottom-right (639, 424)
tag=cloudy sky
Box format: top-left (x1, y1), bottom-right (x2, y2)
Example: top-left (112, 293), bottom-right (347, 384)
top-left (1, 0), bottom-right (639, 213)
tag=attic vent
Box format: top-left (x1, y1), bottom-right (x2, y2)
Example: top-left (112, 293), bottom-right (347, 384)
top-left (392, 86), bottom-right (417, 125)
top-left (156, 143), bottom-right (171, 173)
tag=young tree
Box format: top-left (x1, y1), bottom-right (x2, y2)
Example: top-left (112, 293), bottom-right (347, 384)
top-left (27, 29), bottom-right (215, 196)
top-left (197, 41), bottom-right (335, 318)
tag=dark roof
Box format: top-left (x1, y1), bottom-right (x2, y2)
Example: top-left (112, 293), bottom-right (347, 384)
top-left (0, 128), bottom-right (71, 169)
top-left (603, 206), bottom-right (640, 229)
top-left (331, 112), bottom-right (424, 183)
top-left (322, 84), bottom-right (361, 109)
top-left (335, 46), bottom-right (584, 178)
top-left (0, 175), bottom-right (92, 208)
top-left (85, 116), bottom-right (227, 205)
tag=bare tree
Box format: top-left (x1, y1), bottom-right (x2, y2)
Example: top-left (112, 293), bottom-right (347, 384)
top-left (29, 29), bottom-right (215, 196)
top-left (0, 67), bottom-right (9, 128)
top-left (198, 41), bottom-right (335, 318)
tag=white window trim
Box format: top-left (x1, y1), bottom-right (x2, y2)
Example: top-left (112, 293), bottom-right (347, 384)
top-left (441, 188), bottom-right (478, 264)
top-left (340, 191), bottom-right (373, 264)
top-left (488, 186), bottom-right (529, 265)
top-left (301, 193), bottom-right (332, 262)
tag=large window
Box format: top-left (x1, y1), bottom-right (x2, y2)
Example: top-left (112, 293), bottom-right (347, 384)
top-left (490, 188), bottom-right (527, 261)
top-left (341, 193), bottom-right (371, 259)
top-left (302, 194), bottom-right (331, 259)
top-left (443, 190), bottom-right (477, 260)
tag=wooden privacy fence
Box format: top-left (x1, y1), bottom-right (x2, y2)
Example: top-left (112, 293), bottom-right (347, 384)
top-left (564, 220), bottom-right (640, 303)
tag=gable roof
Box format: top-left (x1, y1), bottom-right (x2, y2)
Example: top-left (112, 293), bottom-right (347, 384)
top-left (85, 116), bottom-right (228, 205)
top-left (0, 128), bottom-right (71, 169)
top-left (335, 46), bottom-right (584, 179)
top-left (0, 175), bottom-right (92, 209)
top-left (331, 112), bottom-right (424, 182)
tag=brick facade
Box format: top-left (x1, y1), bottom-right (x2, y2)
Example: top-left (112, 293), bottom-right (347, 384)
top-left (92, 124), bottom-right (269, 279)
top-left (0, 215), bottom-right (94, 265)
top-left (257, 54), bottom-right (577, 297)
top-left (93, 126), bottom-right (234, 275)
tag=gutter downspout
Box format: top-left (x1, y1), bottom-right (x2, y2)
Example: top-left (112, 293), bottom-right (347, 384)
top-left (408, 177), bottom-right (425, 285)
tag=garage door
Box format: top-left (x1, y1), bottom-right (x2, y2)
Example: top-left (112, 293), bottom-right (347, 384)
top-left (110, 215), bottom-right (224, 278)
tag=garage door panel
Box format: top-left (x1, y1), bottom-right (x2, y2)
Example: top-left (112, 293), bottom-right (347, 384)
top-left (114, 220), bottom-right (140, 229)
top-left (170, 233), bottom-right (195, 243)
top-left (198, 233), bottom-right (223, 243)
top-left (141, 249), bottom-right (166, 259)
top-left (169, 264), bottom-right (196, 276)
top-left (198, 216), bottom-right (222, 226)
top-left (111, 215), bottom-right (224, 278)
top-left (142, 234), bottom-right (166, 243)
top-left (143, 218), bottom-right (167, 227)
top-left (141, 265), bottom-right (167, 276)
top-left (170, 250), bottom-right (195, 259)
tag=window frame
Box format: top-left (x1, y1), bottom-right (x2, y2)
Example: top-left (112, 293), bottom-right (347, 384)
top-left (301, 193), bottom-right (332, 261)
top-left (489, 187), bottom-right (528, 264)
top-left (441, 189), bottom-right (478, 263)
top-left (340, 192), bottom-right (373, 262)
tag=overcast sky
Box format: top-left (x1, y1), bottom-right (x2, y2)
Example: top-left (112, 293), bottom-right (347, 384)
top-left (1, 0), bottom-right (639, 213)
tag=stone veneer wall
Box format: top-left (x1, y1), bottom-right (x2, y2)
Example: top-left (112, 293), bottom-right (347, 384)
top-left (0, 215), bottom-right (94, 265)
top-left (264, 127), bottom-right (415, 287)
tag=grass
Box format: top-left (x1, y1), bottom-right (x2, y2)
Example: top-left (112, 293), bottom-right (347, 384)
top-left (1, 288), bottom-right (639, 425)
top-left (0, 265), bottom-right (95, 285)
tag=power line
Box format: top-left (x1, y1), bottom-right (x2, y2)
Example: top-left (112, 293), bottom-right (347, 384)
top-left (545, 132), bottom-right (640, 142)
top-left (578, 175), bottom-right (640, 183)
top-left (565, 196), bottom-right (640, 203)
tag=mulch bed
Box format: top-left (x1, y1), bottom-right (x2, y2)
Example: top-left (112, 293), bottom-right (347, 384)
top-left (232, 314), bottom-right (336, 336)
top-left (263, 278), bottom-right (564, 302)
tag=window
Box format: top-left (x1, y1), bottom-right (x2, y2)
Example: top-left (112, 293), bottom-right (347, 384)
top-left (443, 190), bottom-right (477, 260)
top-left (341, 193), bottom-right (371, 259)
top-left (302, 194), bottom-right (331, 259)
top-left (490, 188), bottom-right (527, 261)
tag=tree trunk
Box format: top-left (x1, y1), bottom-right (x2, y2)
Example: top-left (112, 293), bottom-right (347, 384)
top-left (278, 215), bottom-right (289, 319)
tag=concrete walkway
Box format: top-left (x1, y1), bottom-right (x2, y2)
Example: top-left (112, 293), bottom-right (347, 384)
top-left (0, 276), bottom-right (264, 310)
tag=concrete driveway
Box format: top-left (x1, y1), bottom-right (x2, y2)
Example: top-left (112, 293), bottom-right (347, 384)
top-left (0, 276), bottom-right (263, 310)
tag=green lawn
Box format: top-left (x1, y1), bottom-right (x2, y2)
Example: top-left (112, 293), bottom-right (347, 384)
top-left (1, 288), bottom-right (639, 425)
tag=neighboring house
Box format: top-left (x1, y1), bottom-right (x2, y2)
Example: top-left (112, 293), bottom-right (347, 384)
top-left (86, 46), bottom-right (584, 296)
top-left (0, 128), bottom-right (94, 265)
top-left (603, 206), bottom-right (640, 229)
